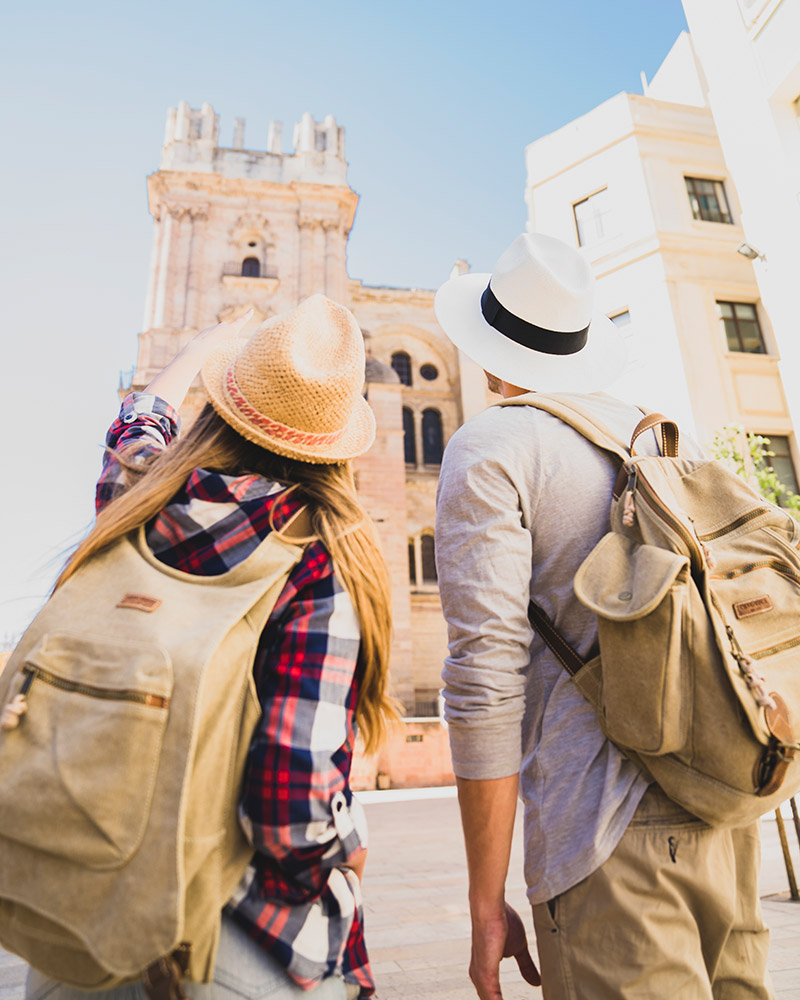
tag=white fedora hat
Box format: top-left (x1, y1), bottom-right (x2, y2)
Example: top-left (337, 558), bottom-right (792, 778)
top-left (434, 232), bottom-right (627, 393)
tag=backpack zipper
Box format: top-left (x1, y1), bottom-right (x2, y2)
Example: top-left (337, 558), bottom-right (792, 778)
top-left (21, 664), bottom-right (170, 709)
top-left (749, 635), bottom-right (800, 661)
top-left (635, 474), bottom-right (702, 567)
top-left (711, 559), bottom-right (800, 586)
top-left (697, 508), bottom-right (770, 542)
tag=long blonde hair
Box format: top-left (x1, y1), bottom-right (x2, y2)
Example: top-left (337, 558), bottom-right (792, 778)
top-left (56, 404), bottom-right (399, 753)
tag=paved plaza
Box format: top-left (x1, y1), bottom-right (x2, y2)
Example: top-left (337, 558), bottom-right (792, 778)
top-left (2, 789), bottom-right (800, 999)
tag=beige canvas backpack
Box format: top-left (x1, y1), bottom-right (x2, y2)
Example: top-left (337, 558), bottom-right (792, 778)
top-left (0, 519), bottom-right (308, 988)
top-left (500, 393), bottom-right (800, 827)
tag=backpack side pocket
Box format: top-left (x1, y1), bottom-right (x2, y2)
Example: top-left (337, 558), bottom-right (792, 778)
top-left (575, 533), bottom-right (691, 755)
top-left (0, 631), bottom-right (172, 870)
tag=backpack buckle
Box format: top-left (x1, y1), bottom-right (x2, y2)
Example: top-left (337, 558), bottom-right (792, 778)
top-left (756, 737), bottom-right (796, 797)
top-left (142, 944), bottom-right (191, 1000)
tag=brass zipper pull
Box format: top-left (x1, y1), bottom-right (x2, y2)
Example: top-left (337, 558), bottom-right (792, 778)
top-left (622, 469), bottom-right (637, 528)
top-left (725, 626), bottom-right (777, 711)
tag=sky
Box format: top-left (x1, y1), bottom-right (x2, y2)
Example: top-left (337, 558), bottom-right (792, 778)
top-left (0, 0), bottom-right (689, 642)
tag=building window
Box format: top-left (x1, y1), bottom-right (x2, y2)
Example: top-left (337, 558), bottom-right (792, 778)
top-left (685, 177), bottom-right (732, 224)
top-left (420, 363), bottom-right (439, 381)
top-left (760, 435), bottom-right (800, 495)
top-left (241, 257), bottom-right (261, 277)
top-left (402, 407), bottom-right (417, 464)
top-left (717, 301), bottom-right (766, 354)
top-left (409, 532), bottom-right (437, 588)
top-left (573, 188), bottom-right (612, 248)
top-left (422, 408), bottom-right (444, 465)
top-left (421, 534), bottom-right (437, 583)
top-left (391, 351), bottom-right (412, 386)
top-left (413, 689), bottom-right (441, 718)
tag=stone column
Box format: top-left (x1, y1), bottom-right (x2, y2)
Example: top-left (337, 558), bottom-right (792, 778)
top-left (323, 221), bottom-right (345, 302)
top-left (142, 204), bottom-right (165, 331)
top-left (182, 207), bottom-right (208, 330)
top-left (152, 208), bottom-right (179, 329)
top-left (164, 208), bottom-right (194, 330)
top-left (355, 378), bottom-right (414, 710)
top-left (297, 217), bottom-right (316, 302)
top-left (312, 222), bottom-right (326, 295)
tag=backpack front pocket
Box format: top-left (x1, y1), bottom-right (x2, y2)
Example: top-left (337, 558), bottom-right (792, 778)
top-left (575, 533), bottom-right (691, 755)
top-left (0, 631), bottom-right (172, 870)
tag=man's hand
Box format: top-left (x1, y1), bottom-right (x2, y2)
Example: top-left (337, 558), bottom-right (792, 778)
top-left (502, 903), bottom-right (541, 987)
top-left (469, 902), bottom-right (540, 999)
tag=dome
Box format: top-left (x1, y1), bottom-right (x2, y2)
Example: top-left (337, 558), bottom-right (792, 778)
top-left (365, 357), bottom-right (401, 384)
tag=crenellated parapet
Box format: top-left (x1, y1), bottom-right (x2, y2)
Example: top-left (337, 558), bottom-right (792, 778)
top-left (160, 101), bottom-right (348, 186)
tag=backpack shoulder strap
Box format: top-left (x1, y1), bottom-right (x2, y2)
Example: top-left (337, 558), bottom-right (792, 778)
top-left (527, 599), bottom-right (584, 678)
top-left (495, 393), bottom-right (681, 460)
top-left (494, 393), bottom-right (630, 463)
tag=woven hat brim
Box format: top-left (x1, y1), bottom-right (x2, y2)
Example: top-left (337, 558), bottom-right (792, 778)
top-left (201, 341), bottom-right (376, 464)
top-left (434, 272), bottom-right (628, 394)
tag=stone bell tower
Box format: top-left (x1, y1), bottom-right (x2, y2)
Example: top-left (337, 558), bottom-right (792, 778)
top-left (128, 102), bottom-right (416, 713)
top-left (133, 101), bottom-right (358, 393)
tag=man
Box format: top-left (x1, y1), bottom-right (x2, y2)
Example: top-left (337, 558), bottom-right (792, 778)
top-left (433, 233), bottom-right (772, 999)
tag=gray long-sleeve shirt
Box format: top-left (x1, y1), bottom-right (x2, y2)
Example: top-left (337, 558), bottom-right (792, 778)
top-left (436, 392), bottom-right (660, 904)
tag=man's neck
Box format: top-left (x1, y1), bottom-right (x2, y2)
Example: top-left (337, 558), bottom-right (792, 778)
top-left (500, 381), bottom-right (531, 398)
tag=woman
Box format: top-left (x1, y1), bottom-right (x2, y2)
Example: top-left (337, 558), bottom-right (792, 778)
top-left (29, 294), bottom-right (395, 1000)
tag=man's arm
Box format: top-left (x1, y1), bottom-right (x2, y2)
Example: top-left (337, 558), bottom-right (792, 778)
top-left (436, 411), bottom-right (543, 998)
top-left (458, 774), bottom-right (540, 999)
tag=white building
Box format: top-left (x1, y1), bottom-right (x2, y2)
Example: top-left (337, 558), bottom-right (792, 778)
top-left (524, 28), bottom-right (798, 490)
top-left (679, 0), bottom-right (800, 434)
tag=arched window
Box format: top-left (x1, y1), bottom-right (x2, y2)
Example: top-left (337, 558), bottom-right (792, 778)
top-left (403, 407), bottom-right (416, 465)
top-left (422, 408), bottom-right (443, 465)
top-left (408, 541), bottom-right (417, 585)
top-left (391, 351), bottom-right (412, 386)
top-left (421, 534), bottom-right (437, 583)
top-left (241, 257), bottom-right (260, 277)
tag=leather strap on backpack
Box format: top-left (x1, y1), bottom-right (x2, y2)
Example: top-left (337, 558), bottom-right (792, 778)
top-left (527, 601), bottom-right (585, 678)
top-left (630, 413), bottom-right (679, 458)
top-left (142, 944), bottom-right (191, 1000)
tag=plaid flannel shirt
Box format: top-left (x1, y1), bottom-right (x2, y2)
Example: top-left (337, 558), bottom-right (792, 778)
top-left (96, 393), bottom-right (374, 996)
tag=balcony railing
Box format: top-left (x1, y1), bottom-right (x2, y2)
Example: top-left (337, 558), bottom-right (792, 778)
top-left (222, 262), bottom-right (279, 280)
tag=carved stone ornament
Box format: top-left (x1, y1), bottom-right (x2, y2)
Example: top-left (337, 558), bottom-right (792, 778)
top-left (230, 213), bottom-right (271, 239)
top-left (217, 303), bottom-right (271, 324)
top-left (166, 203), bottom-right (208, 221)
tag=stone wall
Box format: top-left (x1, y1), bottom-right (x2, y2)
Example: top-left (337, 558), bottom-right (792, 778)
top-left (350, 719), bottom-right (454, 791)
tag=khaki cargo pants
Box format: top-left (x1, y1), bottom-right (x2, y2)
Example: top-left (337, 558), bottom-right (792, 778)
top-left (532, 786), bottom-right (774, 999)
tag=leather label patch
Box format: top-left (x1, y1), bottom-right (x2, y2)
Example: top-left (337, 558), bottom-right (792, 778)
top-left (116, 593), bottom-right (162, 613)
top-left (733, 595), bottom-right (773, 619)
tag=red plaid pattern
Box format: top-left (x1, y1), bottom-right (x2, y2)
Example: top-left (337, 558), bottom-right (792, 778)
top-left (97, 393), bottom-right (374, 996)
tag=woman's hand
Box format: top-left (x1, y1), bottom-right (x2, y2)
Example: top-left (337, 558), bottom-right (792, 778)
top-left (143, 309), bottom-right (255, 411)
top-left (186, 309), bottom-right (255, 364)
top-left (343, 847), bottom-right (367, 883)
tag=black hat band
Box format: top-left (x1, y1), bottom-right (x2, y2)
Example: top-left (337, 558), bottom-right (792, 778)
top-left (481, 284), bottom-right (589, 356)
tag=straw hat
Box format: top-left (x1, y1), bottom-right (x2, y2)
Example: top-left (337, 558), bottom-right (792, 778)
top-left (434, 232), bottom-right (627, 393)
top-left (202, 294), bottom-right (375, 464)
